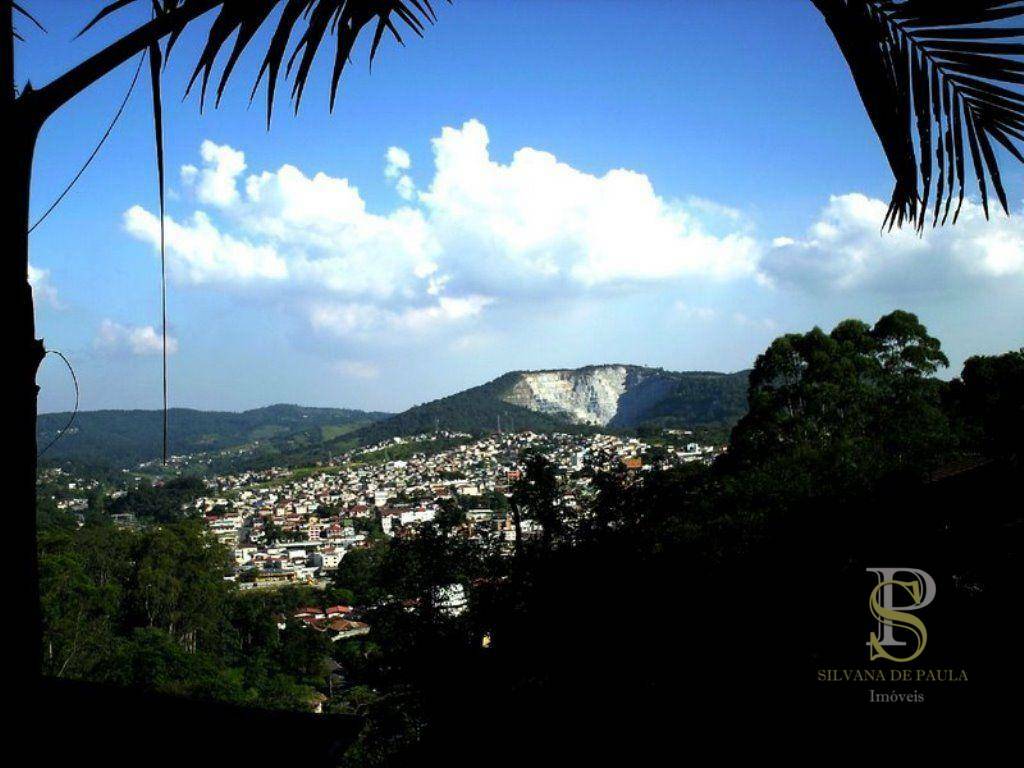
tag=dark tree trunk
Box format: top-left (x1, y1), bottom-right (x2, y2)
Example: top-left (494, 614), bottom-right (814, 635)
top-left (4, 4), bottom-right (45, 693)
top-left (13, 125), bottom-right (44, 683)
top-left (2, 1), bottom-right (223, 699)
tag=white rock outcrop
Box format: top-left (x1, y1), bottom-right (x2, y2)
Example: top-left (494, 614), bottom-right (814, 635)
top-left (502, 366), bottom-right (631, 426)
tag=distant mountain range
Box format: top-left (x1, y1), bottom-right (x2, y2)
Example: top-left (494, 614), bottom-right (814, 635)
top-left (36, 404), bottom-right (390, 469)
top-left (37, 365), bottom-right (749, 470)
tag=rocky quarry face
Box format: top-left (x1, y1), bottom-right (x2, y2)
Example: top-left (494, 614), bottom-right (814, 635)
top-left (501, 365), bottom-right (675, 427)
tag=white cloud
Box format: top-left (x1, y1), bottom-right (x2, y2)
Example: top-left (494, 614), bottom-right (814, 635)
top-left (450, 332), bottom-right (492, 353)
top-left (182, 139), bottom-right (247, 207)
top-left (385, 146), bottom-right (415, 200)
top-left (395, 295), bottom-right (493, 330)
top-left (107, 125), bottom-right (1024, 393)
top-left (120, 126), bottom-right (770, 361)
top-left (394, 175), bottom-right (416, 201)
top-left (309, 294), bottom-right (491, 337)
top-left (125, 205), bottom-right (288, 285)
top-left (132, 144), bottom-right (442, 304)
top-left (130, 126), bottom-right (764, 302)
top-left (384, 146), bottom-right (411, 176)
top-left (420, 120), bottom-right (761, 290)
top-left (125, 127), bottom-right (754, 346)
top-left (763, 193), bottom-right (1024, 293)
top-left (29, 263), bottom-right (59, 307)
top-left (124, 130), bottom-right (1024, 359)
top-left (308, 303), bottom-right (382, 336)
top-left (94, 320), bottom-right (178, 356)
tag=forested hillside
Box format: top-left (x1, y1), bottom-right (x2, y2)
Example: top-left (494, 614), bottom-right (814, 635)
top-left (36, 404), bottom-right (390, 468)
top-left (349, 367), bottom-right (750, 445)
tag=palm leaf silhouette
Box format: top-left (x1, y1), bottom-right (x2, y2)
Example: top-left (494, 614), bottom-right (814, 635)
top-left (79, 0), bottom-right (442, 126)
top-left (814, 0), bottom-right (1024, 231)
top-left (11, 1), bottom-right (45, 39)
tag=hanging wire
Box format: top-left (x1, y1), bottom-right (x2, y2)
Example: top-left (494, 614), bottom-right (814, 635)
top-left (37, 350), bottom-right (79, 460)
top-left (28, 51), bottom-right (146, 234)
top-left (29, 43), bottom-right (170, 465)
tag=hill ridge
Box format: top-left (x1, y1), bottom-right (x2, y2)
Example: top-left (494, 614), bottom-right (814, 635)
top-left (37, 365), bottom-right (750, 470)
top-left (345, 364), bottom-right (749, 446)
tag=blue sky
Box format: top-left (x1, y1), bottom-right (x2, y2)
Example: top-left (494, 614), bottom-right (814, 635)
top-left (22, 0), bottom-right (1024, 414)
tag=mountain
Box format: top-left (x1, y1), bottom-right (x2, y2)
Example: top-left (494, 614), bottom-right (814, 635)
top-left (36, 404), bottom-right (391, 469)
top-left (37, 367), bottom-right (750, 471)
top-left (349, 365), bottom-right (749, 444)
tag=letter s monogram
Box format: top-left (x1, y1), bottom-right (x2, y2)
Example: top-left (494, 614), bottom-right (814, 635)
top-left (868, 579), bottom-right (928, 662)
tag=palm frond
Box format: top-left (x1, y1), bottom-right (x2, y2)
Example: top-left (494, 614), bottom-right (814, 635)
top-left (80, 0), bottom-right (444, 126)
top-left (815, 0), bottom-right (1024, 231)
top-left (147, 38), bottom-right (170, 464)
top-left (13, 2), bottom-right (46, 33)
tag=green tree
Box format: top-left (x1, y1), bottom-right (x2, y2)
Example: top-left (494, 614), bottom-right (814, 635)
top-left (36, 495), bottom-right (76, 532)
top-left (511, 453), bottom-right (563, 552)
top-left (948, 349), bottom-right (1024, 464)
top-left (729, 310), bottom-right (954, 503)
top-left (263, 518), bottom-right (283, 545)
top-left (40, 520), bottom-right (339, 712)
top-left (380, 523), bottom-right (481, 616)
top-left (332, 544), bottom-right (390, 606)
top-left (38, 525), bottom-right (131, 678)
top-left (435, 495), bottom-right (467, 532)
top-left (108, 476), bottom-right (205, 524)
top-left (86, 487), bottom-right (106, 516)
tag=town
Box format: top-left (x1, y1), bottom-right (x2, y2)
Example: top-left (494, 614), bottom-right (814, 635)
top-left (42, 429), bottom-right (722, 595)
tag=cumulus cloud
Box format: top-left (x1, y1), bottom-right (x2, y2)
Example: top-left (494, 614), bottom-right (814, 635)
top-left (29, 264), bottom-right (59, 307)
top-left (763, 193), bottom-right (1024, 293)
top-left (309, 295), bottom-right (492, 337)
top-left (384, 146), bottom-right (415, 201)
top-left (421, 120), bottom-right (761, 291)
top-left (125, 206), bottom-right (288, 285)
top-left (94, 320), bottom-right (178, 356)
top-left (181, 140), bottom-right (247, 207)
top-left (394, 175), bottom-right (416, 201)
top-left (131, 144), bottom-right (444, 322)
top-left (123, 127), bottom-right (1024, 355)
top-left (125, 125), bottom-right (763, 340)
top-left (384, 146), bottom-right (411, 175)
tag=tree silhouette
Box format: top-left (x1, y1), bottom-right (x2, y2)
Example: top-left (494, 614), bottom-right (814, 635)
top-left (9, 0), bottom-right (1024, 694)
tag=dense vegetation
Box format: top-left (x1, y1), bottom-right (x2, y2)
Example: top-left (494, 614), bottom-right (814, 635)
top-left (617, 368), bottom-right (749, 429)
top-left (107, 476), bottom-right (207, 524)
top-left (36, 404), bottom-right (390, 469)
top-left (38, 514), bottom-right (362, 711)
top-left (37, 312), bottom-right (1023, 763)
